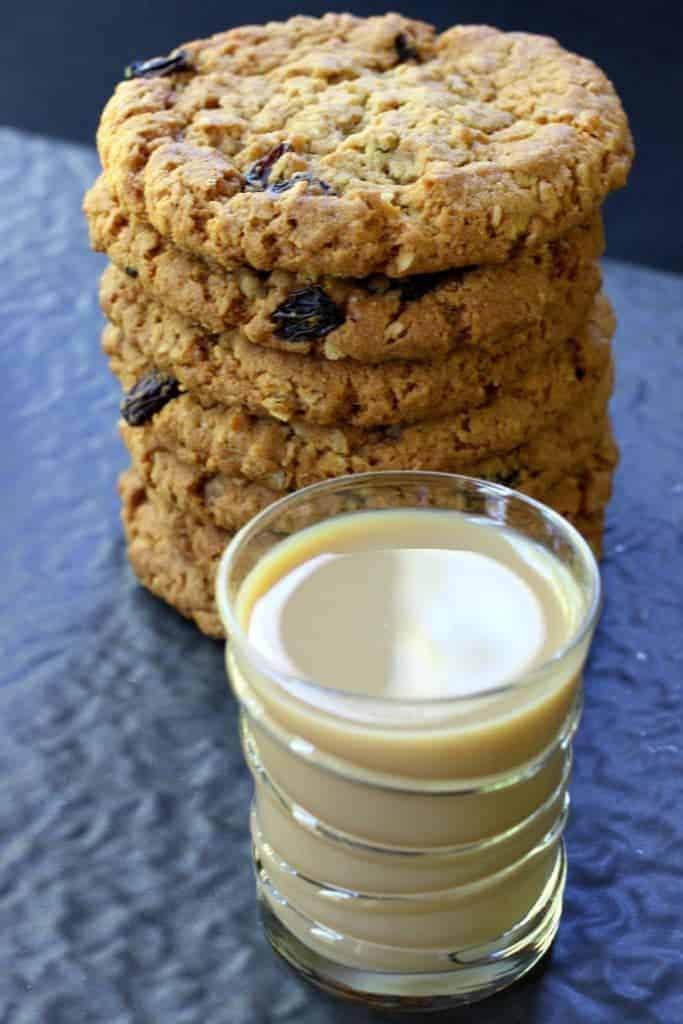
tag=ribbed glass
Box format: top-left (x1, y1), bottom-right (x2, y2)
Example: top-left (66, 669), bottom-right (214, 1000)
top-left (216, 472), bottom-right (601, 1009)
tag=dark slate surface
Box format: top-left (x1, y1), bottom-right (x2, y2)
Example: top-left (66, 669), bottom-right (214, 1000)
top-left (0, 127), bottom-right (681, 1024)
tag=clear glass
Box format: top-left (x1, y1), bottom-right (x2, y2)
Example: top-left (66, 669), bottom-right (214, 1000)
top-left (215, 472), bottom-right (601, 1010)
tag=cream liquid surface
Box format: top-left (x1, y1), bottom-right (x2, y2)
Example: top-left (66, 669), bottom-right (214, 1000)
top-left (228, 509), bottom-right (589, 969)
top-left (248, 547), bottom-right (559, 700)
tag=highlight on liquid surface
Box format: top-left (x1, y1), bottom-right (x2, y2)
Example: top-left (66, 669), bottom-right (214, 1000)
top-left (237, 508), bottom-right (584, 701)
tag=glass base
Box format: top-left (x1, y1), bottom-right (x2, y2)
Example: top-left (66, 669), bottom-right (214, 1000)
top-left (257, 842), bottom-right (566, 1012)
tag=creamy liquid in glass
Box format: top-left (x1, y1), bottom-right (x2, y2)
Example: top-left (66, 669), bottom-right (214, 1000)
top-left (229, 509), bottom-right (587, 969)
top-left (249, 547), bottom-right (564, 700)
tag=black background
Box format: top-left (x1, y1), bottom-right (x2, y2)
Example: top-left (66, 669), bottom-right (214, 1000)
top-left (2, 1), bottom-right (681, 271)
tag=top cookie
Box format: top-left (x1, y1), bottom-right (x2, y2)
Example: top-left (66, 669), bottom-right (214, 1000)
top-left (97, 13), bottom-right (633, 278)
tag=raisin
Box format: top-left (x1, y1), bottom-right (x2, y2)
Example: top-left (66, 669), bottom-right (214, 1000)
top-left (398, 273), bottom-right (442, 302)
top-left (124, 50), bottom-right (192, 80)
top-left (394, 33), bottom-right (419, 64)
top-left (120, 371), bottom-right (181, 426)
top-left (244, 143), bottom-right (291, 191)
top-left (271, 288), bottom-right (344, 340)
top-left (124, 266), bottom-right (138, 278)
top-left (269, 172), bottom-right (334, 196)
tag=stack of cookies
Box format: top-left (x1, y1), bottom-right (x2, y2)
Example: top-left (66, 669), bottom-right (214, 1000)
top-left (85, 14), bottom-right (633, 636)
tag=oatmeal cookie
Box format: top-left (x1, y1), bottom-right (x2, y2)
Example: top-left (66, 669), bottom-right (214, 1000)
top-left (123, 413), bottom-right (617, 535)
top-left (110, 316), bottom-right (614, 493)
top-left (119, 361), bottom-right (615, 492)
top-left (96, 14), bottom-right (632, 277)
top-left (120, 467), bottom-right (227, 637)
top-left (102, 265), bottom-right (606, 427)
top-left (86, 176), bottom-right (603, 363)
top-left (103, 278), bottom-right (614, 428)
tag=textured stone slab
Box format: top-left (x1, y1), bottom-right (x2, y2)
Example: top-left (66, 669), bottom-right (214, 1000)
top-left (0, 128), bottom-right (681, 1023)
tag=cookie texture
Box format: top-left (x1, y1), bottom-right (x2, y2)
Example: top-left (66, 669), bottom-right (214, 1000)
top-left (96, 14), bottom-right (632, 277)
top-left (118, 349), bottom-right (614, 492)
top-left (102, 274), bottom-right (614, 427)
top-left (122, 410), bottom-right (617, 534)
top-left (102, 265), bottom-right (606, 427)
top-left (86, 177), bottom-right (603, 363)
top-left (120, 469), bottom-right (227, 637)
top-left (119, 457), bottom-right (614, 638)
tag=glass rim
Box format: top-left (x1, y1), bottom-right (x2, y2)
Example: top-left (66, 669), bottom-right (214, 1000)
top-left (215, 470), bottom-right (601, 710)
